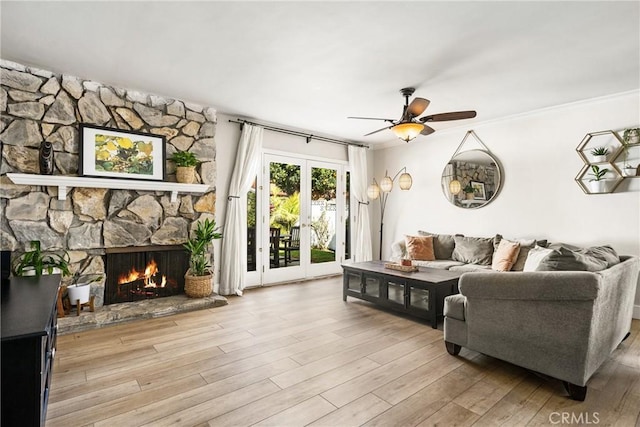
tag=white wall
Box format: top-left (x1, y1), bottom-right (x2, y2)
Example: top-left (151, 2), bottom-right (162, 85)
top-left (372, 91), bottom-right (640, 315)
top-left (213, 113), bottom-right (349, 287)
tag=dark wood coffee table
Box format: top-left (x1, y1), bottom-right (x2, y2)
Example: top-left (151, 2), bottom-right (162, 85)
top-left (342, 261), bottom-right (462, 328)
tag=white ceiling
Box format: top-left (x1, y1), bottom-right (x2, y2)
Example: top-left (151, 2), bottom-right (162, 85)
top-left (2, 1), bottom-right (639, 147)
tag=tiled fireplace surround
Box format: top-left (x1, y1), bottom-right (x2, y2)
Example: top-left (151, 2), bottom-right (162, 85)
top-left (0, 60), bottom-right (227, 332)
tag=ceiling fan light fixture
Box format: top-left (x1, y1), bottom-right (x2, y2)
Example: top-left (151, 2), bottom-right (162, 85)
top-left (392, 122), bottom-right (424, 142)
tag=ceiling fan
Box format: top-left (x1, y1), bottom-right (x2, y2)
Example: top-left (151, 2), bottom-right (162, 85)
top-left (348, 87), bottom-right (477, 142)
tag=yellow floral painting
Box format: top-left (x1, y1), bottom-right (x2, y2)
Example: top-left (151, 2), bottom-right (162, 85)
top-left (80, 125), bottom-right (165, 181)
top-left (94, 133), bottom-right (154, 175)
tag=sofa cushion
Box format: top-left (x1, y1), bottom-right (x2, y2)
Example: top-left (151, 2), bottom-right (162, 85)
top-left (412, 260), bottom-right (465, 269)
top-left (534, 244), bottom-right (613, 272)
top-left (452, 235), bottom-right (495, 265)
top-left (523, 246), bottom-right (555, 271)
top-left (405, 235), bottom-right (435, 261)
top-left (418, 231), bottom-right (458, 260)
top-left (492, 239), bottom-right (521, 271)
top-left (449, 264), bottom-right (492, 272)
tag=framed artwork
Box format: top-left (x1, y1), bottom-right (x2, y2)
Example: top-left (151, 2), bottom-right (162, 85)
top-left (79, 124), bottom-right (166, 181)
top-left (471, 181), bottom-right (486, 200)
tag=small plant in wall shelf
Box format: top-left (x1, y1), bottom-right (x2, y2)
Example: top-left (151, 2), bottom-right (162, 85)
top-left (621, 128), bottom-right (639, 176)
top-left (588, 164), bottom-right (609, 193)
top-left (170, 151), bottom-right (199, 184)
top-left (589, 146), bottom-right (609, 163)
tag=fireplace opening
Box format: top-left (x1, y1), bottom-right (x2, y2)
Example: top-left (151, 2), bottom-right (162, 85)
top-left (104, 245), bottom-right (190, 305)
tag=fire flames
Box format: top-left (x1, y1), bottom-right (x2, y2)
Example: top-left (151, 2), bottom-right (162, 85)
top-left (118, 259), bottom-right (167, 288)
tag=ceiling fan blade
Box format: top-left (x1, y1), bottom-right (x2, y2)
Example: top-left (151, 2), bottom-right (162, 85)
top-left (406, 97), bottom-right (430, 118)
top-left (420, 111), bottom-right (477, 122)
top-left (364, 125), bottom-right (392, 137)
top-left (348, 116), bottom-right (395, 122)
top-left (420, 125), bottom-right (436, 136)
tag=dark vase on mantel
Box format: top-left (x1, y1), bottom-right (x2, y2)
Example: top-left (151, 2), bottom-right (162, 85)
top-left (38, 141), bottom-right (54, 175)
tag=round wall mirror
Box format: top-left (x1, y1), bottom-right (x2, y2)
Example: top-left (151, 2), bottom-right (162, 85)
top-left (441, 149), bottom-right (502, 209)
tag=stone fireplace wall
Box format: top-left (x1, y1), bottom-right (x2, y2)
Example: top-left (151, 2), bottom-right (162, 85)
top-left (0, 59), bottom-right (217, 307)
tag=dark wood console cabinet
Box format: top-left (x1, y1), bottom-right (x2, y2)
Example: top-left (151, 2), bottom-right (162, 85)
top-left (1, 275), bottom-right (60, 427)
top-left (342, 261), bottom-right (461, 328)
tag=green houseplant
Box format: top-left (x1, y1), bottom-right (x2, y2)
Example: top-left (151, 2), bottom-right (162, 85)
top-left (170, 151), bottom-right (199, 183)
top-left (462, 183), bottom-right (475, 200)
top-left (621, 128), bottom-right (639, 176)
top-left (588, 164), bottom-right (609, 193)
top-left (12, 240), bottom-right (71, 277)
top-left (66, 257), bottom-right (102, 307)
top-left (183, 218), bottom-right (222, 297)
top-left (589, 147), bottom-right (609, 163)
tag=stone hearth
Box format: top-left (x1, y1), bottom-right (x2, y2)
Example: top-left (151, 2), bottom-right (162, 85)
top-left (57, 293), bottom-right (228, 334)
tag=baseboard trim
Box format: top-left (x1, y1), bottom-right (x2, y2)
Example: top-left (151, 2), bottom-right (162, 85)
top-left (634, 304), bottom-right (640, 320)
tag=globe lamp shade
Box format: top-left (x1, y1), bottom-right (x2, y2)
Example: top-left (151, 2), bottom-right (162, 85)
top-left (367, 183), bottom-right (380, 200)
top-left (379, 175), bottom-right (393, 193)
top-left (398, 172), bottom-right (412, 190)
top-left (449, 179), bottom-right (461, 195)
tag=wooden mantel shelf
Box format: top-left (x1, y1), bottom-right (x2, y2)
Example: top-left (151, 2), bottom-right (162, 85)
top-left (6, 173), bottom-right (209, 202)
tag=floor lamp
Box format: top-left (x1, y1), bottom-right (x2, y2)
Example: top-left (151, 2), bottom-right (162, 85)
top-left (367, 167), bottom-right (412, 259)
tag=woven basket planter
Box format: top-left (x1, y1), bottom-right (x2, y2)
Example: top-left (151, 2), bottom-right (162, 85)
top-left (184, 272), bottom-right (212, 298)
top-left (176, 166), bottom-right (196, 184)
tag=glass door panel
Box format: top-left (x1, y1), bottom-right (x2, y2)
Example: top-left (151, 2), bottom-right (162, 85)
top-left (387, 281), bottom-right (405, 306)
top-left (247, 177), bottom-right (257, 272)
top-left (307, 161), bottom-right (342, 277)
top-left (364, 276), bottom-right (380, 297)
top-left (410, 286), bottom-right (430, 310)
top-left (345, 171), bottom-right (351, 260)
top-left (262, 155), bottom-right (308, 284)
top-left (310, 166), bottom-right (337, 265)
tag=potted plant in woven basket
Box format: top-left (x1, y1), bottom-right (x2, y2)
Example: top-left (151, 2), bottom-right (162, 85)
top-left (170, 150), bottom-right (199, 183)
top-left (183, 218), bottom-right (222, 298)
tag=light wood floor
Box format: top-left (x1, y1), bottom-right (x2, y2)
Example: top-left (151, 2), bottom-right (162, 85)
top-left (48, 276), bottom-right (640, 427)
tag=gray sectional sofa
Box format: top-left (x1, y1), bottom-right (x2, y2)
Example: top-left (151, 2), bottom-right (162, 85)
top-left (391, 231), bottom-right (640, 400)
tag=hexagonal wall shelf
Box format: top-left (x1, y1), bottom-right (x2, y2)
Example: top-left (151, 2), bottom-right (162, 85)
top-left (575, 130), bottom-right (624, 194)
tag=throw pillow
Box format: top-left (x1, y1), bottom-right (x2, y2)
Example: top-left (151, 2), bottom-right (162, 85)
top-left (523, 246), bottom-right (555, 272)
top-left (586, 245), bottom-right (620, 268)
top-left (492, 239), bottom-right (521, 271)
top-left (405, 235), bottom-right (435, 261)
top-left (418, 231), bottom-right (459, 259)
top-left (451, 235), bottom-right (495, 265)
top-left (534, 244), bottom-right (609, 272)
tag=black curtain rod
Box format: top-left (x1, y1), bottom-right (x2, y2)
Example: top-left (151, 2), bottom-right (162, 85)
top-left (228, 118), bottom-right (368, 148)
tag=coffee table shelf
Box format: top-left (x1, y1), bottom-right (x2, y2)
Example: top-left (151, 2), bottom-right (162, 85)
top-left (342, 261), bottom-right (462, 328)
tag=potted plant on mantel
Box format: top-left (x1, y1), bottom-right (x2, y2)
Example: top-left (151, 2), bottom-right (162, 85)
top-left (183, 218), bottom-right (222, 298)
top-left (170, 151), bottom-right (199, 184)
top-left (12, 240), bottom-right (71, 277)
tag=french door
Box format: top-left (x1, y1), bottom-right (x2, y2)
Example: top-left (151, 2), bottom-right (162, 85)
top-left (245, 153), bottom-right (349, 286)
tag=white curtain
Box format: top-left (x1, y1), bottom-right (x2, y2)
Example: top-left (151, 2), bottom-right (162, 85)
top-left (348, 145), bottom-right (373, 262)
top-left (219, 124), bottom-right (263, 296)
